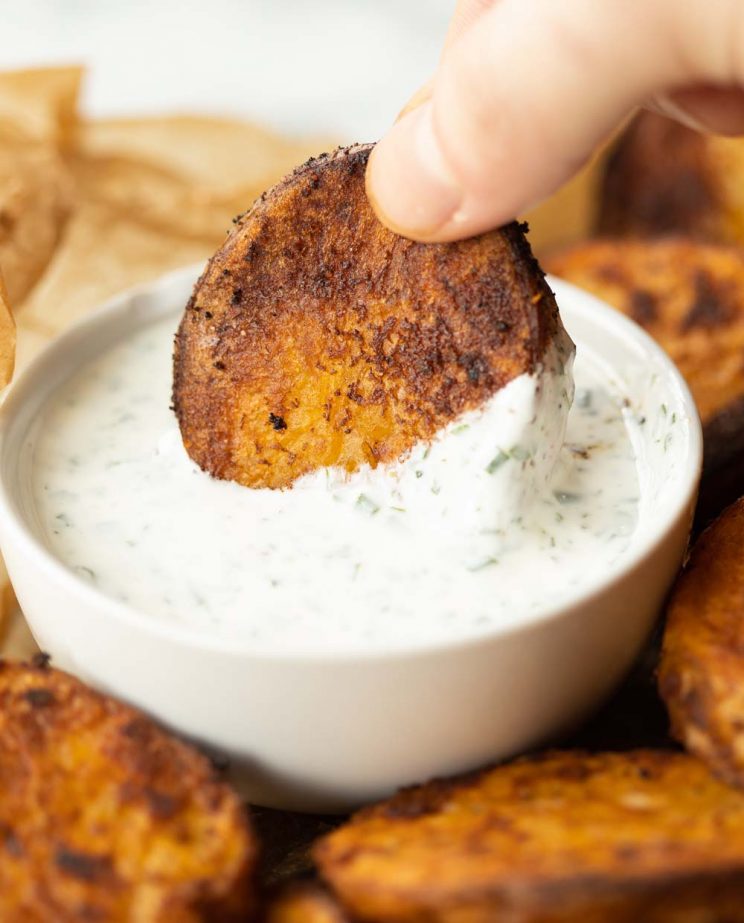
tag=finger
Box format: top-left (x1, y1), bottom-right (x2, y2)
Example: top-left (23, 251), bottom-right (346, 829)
top-left (367, 0), bottom-right (734, 241)
top-left (396, 1), bottom-right (495, 124)
top-left (443, 0), bottom-right (497, 53)
top-left (395, 79), bottom-right (433, 123)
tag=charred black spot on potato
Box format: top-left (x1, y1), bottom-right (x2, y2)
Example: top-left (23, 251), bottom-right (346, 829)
top-left (23, 688), bottom-right (55, 708)
top-left (629, 289), bottom-right (657, 325)
top-left (682, 271), bottom-right (734, 331)
top-left (55, 847), bottom-right (112, 882)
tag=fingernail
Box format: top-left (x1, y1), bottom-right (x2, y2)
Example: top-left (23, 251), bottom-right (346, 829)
top-left (395, 82), bottom-right (433, 123)
top-left (650, 95), bottom-right (709, 134)
top-left (366, 101), bottom-right (463, 240)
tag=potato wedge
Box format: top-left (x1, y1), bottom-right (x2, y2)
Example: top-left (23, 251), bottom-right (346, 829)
top-left (659, 499), bottom-right (744, 790)
top-left (174, 144), bottom-right (564, 489)
top-left (315, 750), bottom-right (744, 923)
top-left (596, 110), bottom-right (744, 244)
top-left (264, 884), bottom-right (349, 923)
top-left (0, 658), bottom-right (256, 922)
top-left (545, 236), bottom-right (744, 523)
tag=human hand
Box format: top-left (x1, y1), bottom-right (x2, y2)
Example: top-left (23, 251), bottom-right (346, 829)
top-left (366, 0), bottom-right (744, 241)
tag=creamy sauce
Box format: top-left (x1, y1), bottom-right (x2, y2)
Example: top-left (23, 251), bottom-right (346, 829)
top-left (32, 313), bottom-right (644, 652)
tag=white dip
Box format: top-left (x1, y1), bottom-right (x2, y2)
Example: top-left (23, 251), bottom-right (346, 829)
top-left (32, 312), bottom-right (643, 652)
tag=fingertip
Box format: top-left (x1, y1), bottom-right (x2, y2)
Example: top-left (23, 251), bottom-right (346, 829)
top-left (365, 103), bottom-right (464, 241)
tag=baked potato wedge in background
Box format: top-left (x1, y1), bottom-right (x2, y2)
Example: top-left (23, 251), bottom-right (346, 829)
top-left (659, 499), bottom-right (744, 791)
top-left (596, 111), bottom-right (744, 244)
top-left (174, 143), bottom-right (566, 490)
top-left (263, 884), bottom-right (349, 923)
top-left (545, 236), bottom-right (744, 525)
top-left (315, 750), bottom-right (744, 923)
top-left (0, 658), bottom-right (256, 923)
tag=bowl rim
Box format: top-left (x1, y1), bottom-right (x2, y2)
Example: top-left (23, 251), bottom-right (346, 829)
top-left (0, 265), bottom-right (703, 663)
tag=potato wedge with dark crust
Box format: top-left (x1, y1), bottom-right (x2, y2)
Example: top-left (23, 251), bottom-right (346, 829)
top-left (597, 110), bottom-right (744, 244)
top-left (659, 499), bottom-right (744, 790)
top-left (545, 236), bottom-right (744, 524)
top-left (264, 884), bottom-right (350, 923)
top-left (314, 750), bottom-right (744, 923)
top-left (173, 144), bottom-right (564, 489)
top-left (0, 658), bottom-right (256, 923)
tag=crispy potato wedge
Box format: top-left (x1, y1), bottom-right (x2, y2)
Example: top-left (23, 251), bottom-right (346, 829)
top-left (0, 658), bottom-right (256, 922)
top-left (264, 884), bottom-right (350, 923)
top-left (545, 236), bottom-right (744, 523)
top-left (659, 499), bottom-right (744, 790)
top-left (315, 750), bottom-right (744, 923)
top-left (174, 144), bottom-right (563, 489)
top-left (597, 110), bottom-right (744, 244)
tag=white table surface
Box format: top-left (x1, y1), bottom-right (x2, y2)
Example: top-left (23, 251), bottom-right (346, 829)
top-left (2, 0), bottom-right (454, 141)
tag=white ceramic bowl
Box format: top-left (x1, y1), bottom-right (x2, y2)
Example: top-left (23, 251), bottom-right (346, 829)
top-left (0, 266), bottom-right (702, 812)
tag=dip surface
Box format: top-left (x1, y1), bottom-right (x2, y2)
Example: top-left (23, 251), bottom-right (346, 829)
top-left (32, 312), bottom-right (643, 652)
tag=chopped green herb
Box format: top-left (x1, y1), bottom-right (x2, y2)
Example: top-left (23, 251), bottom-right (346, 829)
top-left (576, 388), bottom-right (593, 409)
top-left (415, 470), bottom-right (423, 479)
top-left (661, 403), bottom-right (668, 415)
top-left (509, 445), bottom-right (531, 462)
top-left (356, 493), bottom-right (380, 515)
top-left (554, 490), bottom-right (581, 504)
top-left (468, 557), bottom-right (499, 572)
top-left (391, 506), bottom-right (406, 513)
top-left (486, 450), bottom-right (509, 474)
top-left (453, 424), bottom-right (470, 435)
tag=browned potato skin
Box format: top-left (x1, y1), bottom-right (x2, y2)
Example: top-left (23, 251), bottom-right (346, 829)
top-left (0, 657), bottom-right (256, 923)
top-left (597, 113), bottom-right (719, 239)
top-left (597, 111), bottom-right (744, 246)
top-left (173, 144), bottom-right (563, 489)
top-left (263, 884), bottom-right (350, 923)
top-left (545, 236), bottom-right (744, 525)
top-left (659, 499), bottom-right (744, 791)
top-left (314, 750), bottom-right (744, 923)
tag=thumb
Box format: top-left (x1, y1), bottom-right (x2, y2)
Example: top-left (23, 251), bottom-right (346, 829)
top-left (367, 0), bottom-right (741, 242)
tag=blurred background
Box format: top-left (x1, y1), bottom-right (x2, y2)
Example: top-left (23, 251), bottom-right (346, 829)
top-left (2, 0), bottom-right (454, 139)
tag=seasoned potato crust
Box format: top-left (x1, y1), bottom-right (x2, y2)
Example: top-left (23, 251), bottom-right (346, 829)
top-left (545, 236), bottom-right (744, 523)
top-left (314, 750), bottom-right (744, 923)
top-left (659, 499), bottom-right (744, 790)
top-left (0, 658), bottom-right (255, 923)
top-left (174, 144), bottom-right (563, 489)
